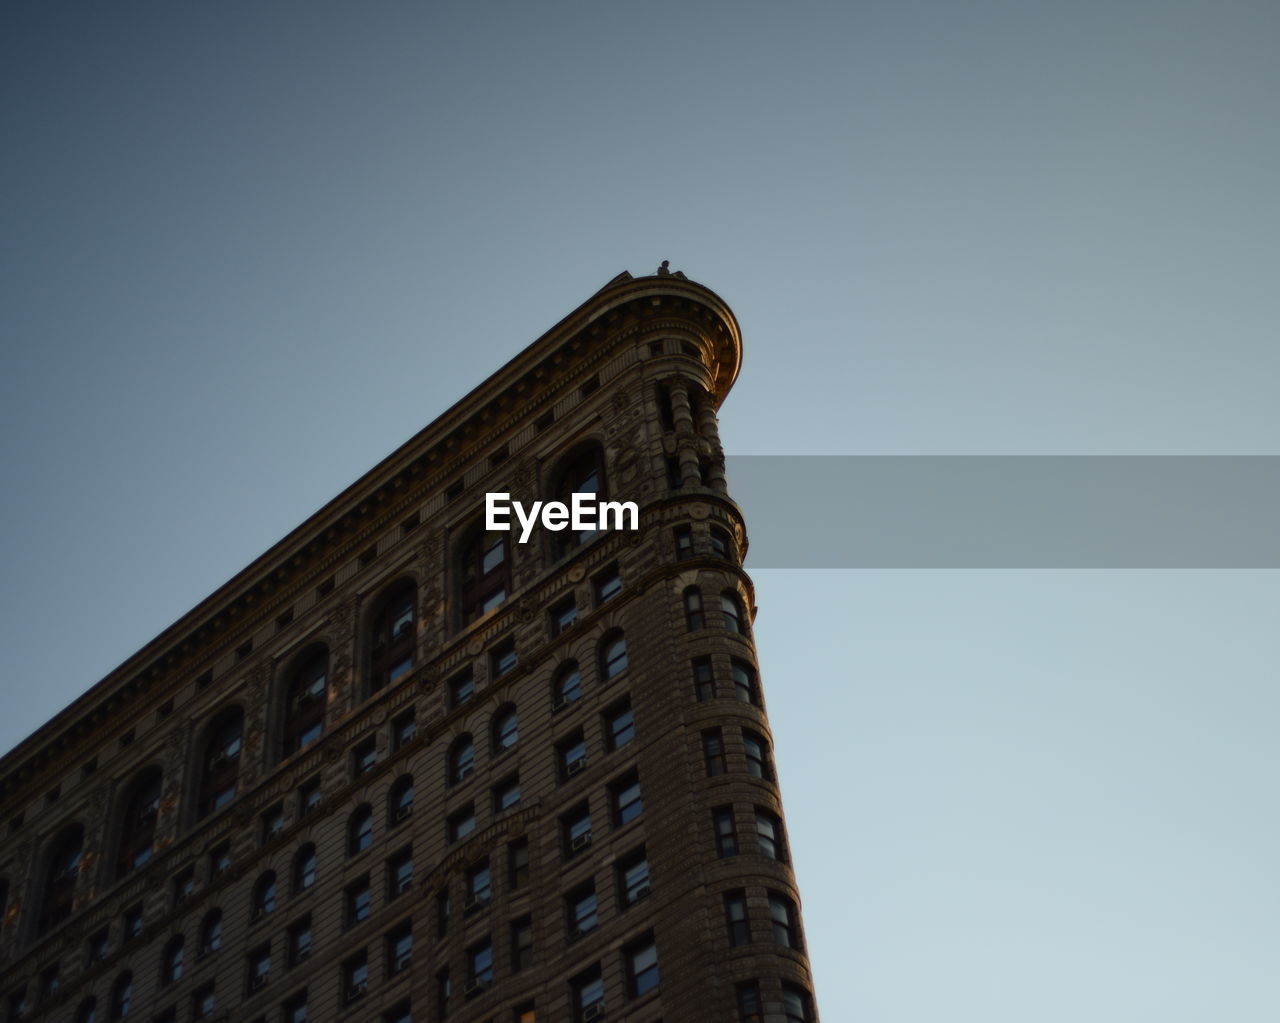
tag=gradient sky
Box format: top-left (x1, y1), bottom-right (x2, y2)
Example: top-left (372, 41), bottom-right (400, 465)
top-left (3, 3), bottom-right (1279, 1020)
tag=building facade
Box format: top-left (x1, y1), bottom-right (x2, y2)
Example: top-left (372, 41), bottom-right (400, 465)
top-left (0, 269), bottom-right (818, 1022)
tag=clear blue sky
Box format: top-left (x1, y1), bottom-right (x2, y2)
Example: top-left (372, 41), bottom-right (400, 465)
top-left (3, 3), bottom-right (1279, 1019)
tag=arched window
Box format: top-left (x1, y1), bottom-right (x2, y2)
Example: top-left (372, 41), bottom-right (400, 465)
top-left (683, 587), bottom-right (704, 631)
top-left (720, 591), bottom-right (748, 636)
top-left (448, 736), bottom-right (475, 785)
top-left (281, 648), bottom-right (327, 758)
top-left (348, 805), bottom-right (374, 855)
top-left (389, 776), bottom-right (414, 825)
top-left (116, 767), bottom-right (162, 878)
top-left (550, 444), bottom-right (606, 559)
top-left (110, 972), bottom-right (132, 1019)
top-left (370, 583), bottom-right (417, 693)
top-left (76, 997), bottom-right (97, 1023)
top-left (553, 661), bottom-right (582, 710)
top-left (252, 873), bottom-right (277, 919)
top-left (199, 910), bottom-right (222, 957)
top-left (600, 632), bottom-right (628, 680)
top-left (458, 527), bottom-right (510, 626)
top-left (39, 824), bottom-right (84, 935)
top-left (196, 708), bottom-right (242, 820)
top-left (161, 935), bottom-right (184, 984)
top-left (492, 706), bottom-right (518, 754)
top-left (293, 844), bottom-right (317, 893)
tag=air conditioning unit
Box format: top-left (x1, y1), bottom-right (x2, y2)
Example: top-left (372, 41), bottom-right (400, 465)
top-left (393, 805), bottom-right (412, 822)
top-left (571, 831), bottom-right (592, 852)
top-left (463, 977), bottom-right (491, 996)
top-left (345, 981), bottom-right (367, 1003)
top-left (249, 974), bottom-right (268, 992)
top-left (463, 893), bottom-right (483, 912)
top-left (583, 1001), bottom-right (606, 1021)
top-left (630, 882), bottom-right (651, 902)
top-left (552, 696), bottom-right (568, 712)
top-left (566, 757), bottom-right (587, 777)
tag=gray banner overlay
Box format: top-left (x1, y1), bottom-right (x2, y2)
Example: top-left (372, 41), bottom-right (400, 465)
top-left (723, 456), bottom-right (1280, 568)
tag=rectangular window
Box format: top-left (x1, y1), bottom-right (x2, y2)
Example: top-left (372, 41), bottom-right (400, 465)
top-left (437, 889), bottom-right (451, 938)
top-left (86, 929), bottom-right (109, 967)
top-left (714, 806), bottom-right (738, 858)
top-left (514, 1001), bottom-right (537, 1023)
top-left (562, 803), bottom-right (593, 857)
top-left (567, 883), bottom-right (598, 939)
top-left (392, 710), bottom-right (417, 750)
top-left (449, 668), bottom-right (475, 709)
top-left (346, 878), bottom-right (372, 927)
top-left (192, 982), bottom-right (216, 1019)
top-left (550, 596), bottom-right (578, 636)
top-left (384, 1001), bottom-right (412, 1023)
top-left (711, 526), bottom-right (736, 561)
top-left (352, 739), bottom-right (377, 777)
top-left (731, 659), bottom-right (760, 706)
top-left (465, 860), bottom-right (492, 911)
top-left (604, 699), bottom-right (635, 751)
top-left (572, 966), bottom-right (605, 1022)
top-left (624, 934), bottom-right (660, 999)
top-left (510, 916), bottom-right (533, 972)
top-left (448, 805), bottom-right (476, 843)
top-left (298, 778), bottom-right (322, 816)
top-left (172, 867), bottom-right (195, 906)
top-left (610, 772), bottom-right (643, 827)
top-left (209, 842), bottom-right (231, 878)
top-left (247, 943), bottom-right (271, 993)
top-left (674, 525), bottom-right (694, 560)
top-left (693, 657), bottom-right (714, 701)
top-left (493, 774), bottom-right (521, 812)
top-left (769, 892), bottom-right (802, 949)
top-left (288, 917), bottom-right (312, 966)
top-left (743, 730), bottom-right (774, 781)
top-left (343, 951), bottom-right (369, 1004)
top-left (436, 967), bottom-right (451, 1019)
top-left (491, 639), bottom-right (517, 677)
top-left (593, 564), bottom-right (621, 605)
top-left (387, 848), bottom-right (413, 899)
top-left (282, 992), bottom-right (308, 1023)
top-left (558, 731), bottom-right (588, 781)
top-left (782, 983), bottom-right (814, 1022)
top-left (508, 838), bottom-right (529, 889)
top-left (616, 848), bottom-right (651, 907)
top-left (755, 808), bottom-right (786, 862)
top-left (466, 939), bottom-right (494, 991)
top-left (386, 921), bottom-right (413, 976)
top-left (703, 728), bottom-right (727, 776)
top-left (736, 981), bottom-right (764, 1022)
top-left (724, 889), bottom-right (750, 946)
top-left (123, 903), bottom-right (143, 941)
top-left (261, 803), bottom-right (285, 844)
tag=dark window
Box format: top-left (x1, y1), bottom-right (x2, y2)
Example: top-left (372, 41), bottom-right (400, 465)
top-left (683, 587), bottom-right (704, 631)
top-left (713, 807), bottom-right (738, 857)
top-left (703, 729), bottom-right (727, 776)
top-left (493, 774), bottom-right (521, 812)
top-left (436, 966), bottom-right (451, 1018)
top-left (604, 698), bottom-right (635, 751)
top-left (508, 838), bottom-right (529, 889)
top-left (616, 848), bottom-right (651, 907)
top-left (116, 769), bottom-right (162, 877)
top-left (388, 847), bottom-right (414, 899)
top-left (199, 910), bottom-right (222, 957)
top-left (770, 892), bottom-right (802, 949)
top-left (370, 583), bottom-right (417, 692)
top-left (600, 632), bottom-right (628, 679)
top-left (343, 952), bottom-right (369, 1004)
top-left (665, 453), bottom-right (683, 490)
top-left (349, 805), bottom-right (374, 855)
top-left (550, 596), bottom-right (578, 636)
top-left (389, 776), bottom-right (415, 826)
top-left (448, 805), bottom-right (476, 843)
top-left (593, 565), bottom-right (621, 605)
top-left (298, 777), bottom-right (321, 816)
top-left (711, 527), bottom-right (736, 562)
top-left (293, 844), bottom-right (317, 893)
top-left (551, 445), bottom-right (606, 558)
top-left (87, 929), bottom-right (109, 967)
top-left (253, 873), bottom-right (277, 919)
top-left (466, 939), bottom-right (494, 992)
top-left (731, 659), bottom-right (760, 706)
top-left (191, 984), bottom-right (216, 1021)
top-left (562, 803), bottom-right (592, 857)
top-left (197, 710), bottom-right (243, 818)
top-left (553, 661), bottom-right (582, 710)
top-left (392, 710), bottom-right (417, 749)
top-left (384, 1002), bottom-right (411, 1023)
top-left (437, 888), bottom-right (451, 938)
top-left (446, 738), bottom-right (476, 790)
top-left (557, 730), bottom-right (588, 781)
top-left (755, 808), bottom-right (786, 862)
top-left (510, 916), bottom-right (533, 972)
top-left (736, 981), bottom-right (764, 1022)
top-left (76, 997), bottom-right (97, 1023)
top-left (491, 639), bottom-right (517, 677)
top-left (724, 889), bottom-right (750, 946)
top-left (110, 972), bottom-right (132, 1020)
top-left (352, 738), bottom-right (377, 777)
top-left (571, 966), bottom-right (605, 1022)
top-left (208, 841), bottom-right (231, 878)
top-left (492, 706), bottom-right (518, 754)
top-left (610, 772), bottom-right (643, 826)
top-left (40, 825), bottom-right (84, 934)
top-left (567, 883), bottom-right (598, 939)
top-left (385, 921), bottom-right (413, 976)
top-left (346, 878), bottom-right (372, 927)
top-left (743, 730), bottom-right (775, 781)
top-left (624, 935), bottom-right (660, 999)
top-left (288, 916), bottom-right (312, 966)
top-left (693, 656), bottom-right (714, 701)
top-left (161, 935), bottom-right (184, 984)
top-left (449, 668), bottom-right (475, 709)
top-left (247, 943), bottom-right (271, 993)
top-left (122, 903), bottom-right (143, 941)
top-left (674, 525), bottom-right (693, 560)
top-left (465, 860), bottom-right (491, 911)
top-left (782, 983), bottom-right (814, 1022)
top-left (459, 527), bottom-right (510, 626)
top-left (281, 650), bottom-right (327, 758)
top-left (721, 591), bottom-right (749, 636)
top-left (260, 802), bottom-right (285, 845)
top-left (282, 992), bottom-right (308, 1023)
